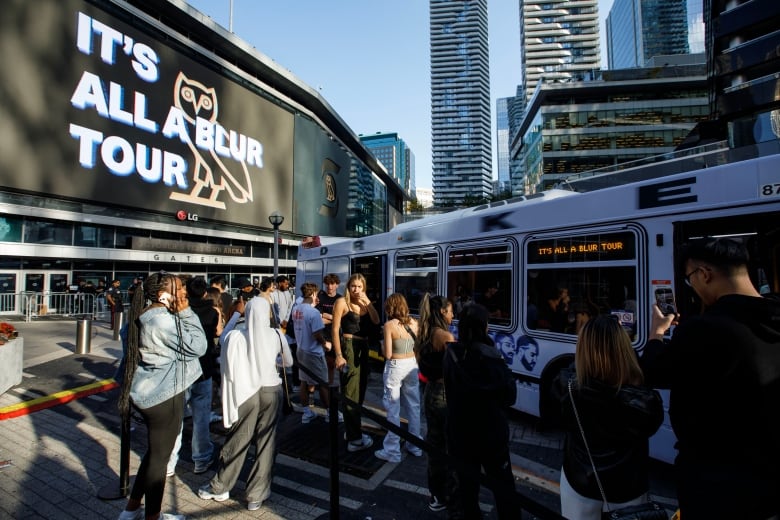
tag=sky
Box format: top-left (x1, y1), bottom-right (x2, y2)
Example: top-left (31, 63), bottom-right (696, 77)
top-left (184, 0), bottom-right (614, 190)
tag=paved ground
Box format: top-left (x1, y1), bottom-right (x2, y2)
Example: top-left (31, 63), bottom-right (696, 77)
top-left (0, 318), bottom-right (677, 519)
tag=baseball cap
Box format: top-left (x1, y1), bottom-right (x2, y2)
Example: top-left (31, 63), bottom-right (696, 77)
top-left (237, 277), bottom-right (252, 289)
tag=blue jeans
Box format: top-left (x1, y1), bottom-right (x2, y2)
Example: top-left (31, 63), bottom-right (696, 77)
top-left (167, 378), bottom-right (214, 473)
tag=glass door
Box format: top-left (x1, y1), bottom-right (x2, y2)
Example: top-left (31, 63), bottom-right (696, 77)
top-left (0, 273), bottom-right (18, 314)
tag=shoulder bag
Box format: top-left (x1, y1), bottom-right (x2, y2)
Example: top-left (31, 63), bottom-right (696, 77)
top-left (567, 379), bottom-right (668, 520)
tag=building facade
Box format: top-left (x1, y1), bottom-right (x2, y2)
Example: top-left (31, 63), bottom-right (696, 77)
top-left (520, 0), bottom-right (601, 101)
top-left (0, 0), bottom-right (404, 311)
top-left (496, 97), bottom-right (511, 195)
top-left (606, 0), bottom-right (704, 69)
top-left (511, 66), bottom-right (709, 192)
top-left (704, 0), bottom-right (780, 149)
top-left (359, 133), bottom-right (416, 199)
top-left (430, 0), bottom-right (493, 205)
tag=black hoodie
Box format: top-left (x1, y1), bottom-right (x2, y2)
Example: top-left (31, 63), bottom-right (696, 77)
top-left (641, 294), bottom-right (780, 519)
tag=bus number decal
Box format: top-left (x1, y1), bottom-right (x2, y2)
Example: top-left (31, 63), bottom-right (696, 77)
top-left (760, 183), bottom-right (780, 198)
top-left (638, 177), bottom-right (697, 209)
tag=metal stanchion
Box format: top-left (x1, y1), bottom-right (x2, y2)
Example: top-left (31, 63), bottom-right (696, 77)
top-left (75, 319), bottom-right (92, 354)
top-left (98, 411), bottom-right (131, 500)
top-left (112, 311), bottom-right (124, 341)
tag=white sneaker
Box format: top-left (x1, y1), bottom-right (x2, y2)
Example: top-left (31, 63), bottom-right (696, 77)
top-left (374, 448), bottom-right (401, 463)
top-left (301, 408), bottom-right (317, 424)
top-left (198, 484), bottom-right (229, 502)
top-left (117, 508), bottom-right (144, 520)
top-left (159, 514), bottom-right (186, 520)
top-left (347, 434), bottom-right (373, 452)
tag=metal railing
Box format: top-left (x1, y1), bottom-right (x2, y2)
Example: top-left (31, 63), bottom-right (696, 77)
top-left (0, 292), bottom-right (115, 322)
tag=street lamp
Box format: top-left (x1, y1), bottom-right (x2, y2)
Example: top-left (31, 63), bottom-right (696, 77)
top-left (268, 211), bottom-right (284, 279)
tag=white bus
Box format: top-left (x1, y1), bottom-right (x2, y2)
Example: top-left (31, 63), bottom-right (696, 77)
top-left (296, 151), bottom-right (780, 463)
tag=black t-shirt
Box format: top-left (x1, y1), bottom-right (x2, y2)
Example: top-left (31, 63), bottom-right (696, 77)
top-left (316, 290), bottom-right (342, 338)
top-left (106, 286), bottom-right (122, 307)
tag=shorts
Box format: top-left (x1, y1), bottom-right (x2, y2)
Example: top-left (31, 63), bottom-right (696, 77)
top-left (296, 350), bottom-right (329, 386)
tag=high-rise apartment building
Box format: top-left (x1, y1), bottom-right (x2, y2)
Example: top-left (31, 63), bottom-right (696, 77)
top-left (360, 132), bottom-right (416, 199)
top-left (606, 0), bottom-right (704, 69)
top-left (496, 97), bottom-right (511, 195)
top-left (520, 0), bottom-right (601, 101)
top-left (430, 0), bottom-right (492, 206)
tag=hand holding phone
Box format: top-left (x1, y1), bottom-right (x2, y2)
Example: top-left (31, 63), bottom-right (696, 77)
top-left (654, 288), bottom-right (677, 315)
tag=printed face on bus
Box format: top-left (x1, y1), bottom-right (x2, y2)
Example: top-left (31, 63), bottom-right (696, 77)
top-left (495, 334), bottom-right (516, 363)
top-left (516, 336), bottom-right (539, 371)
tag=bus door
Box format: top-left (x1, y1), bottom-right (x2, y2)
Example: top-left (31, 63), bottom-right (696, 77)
top-left (673, 211), bottom-right (780, 317)
top-left (351, 255), bottom-right (387, 357)
top-left (351, 255), bottom-right (386, 320)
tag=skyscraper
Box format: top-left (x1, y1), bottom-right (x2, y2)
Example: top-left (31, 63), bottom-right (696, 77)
top-left (430, 0), bottom-right (492, 206)
top-left (520, 0), bottom-right (600, 101)
top-left (496, 97), bottom-right (511, 195)
top-left (606, 0), bottom-right (704, 69)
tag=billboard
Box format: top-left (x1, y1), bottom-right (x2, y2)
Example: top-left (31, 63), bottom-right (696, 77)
top-left (0, 0), bottom-right (306, 230)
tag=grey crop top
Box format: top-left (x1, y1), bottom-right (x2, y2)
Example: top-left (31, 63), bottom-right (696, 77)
top-left (391, 336), bottom-right (415, 356)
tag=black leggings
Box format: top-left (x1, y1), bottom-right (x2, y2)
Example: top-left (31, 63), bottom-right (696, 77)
top-left (130, 393), bottom-right (184, 516)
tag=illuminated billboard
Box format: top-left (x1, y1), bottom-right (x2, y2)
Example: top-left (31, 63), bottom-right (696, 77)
top-left (1, 0), bottom-right (351, 236)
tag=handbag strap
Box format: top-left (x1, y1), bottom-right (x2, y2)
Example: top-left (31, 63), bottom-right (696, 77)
top-left (568, 378), bottom-right (611, 511)
top-left (402, 323), bottom-right (417, 341)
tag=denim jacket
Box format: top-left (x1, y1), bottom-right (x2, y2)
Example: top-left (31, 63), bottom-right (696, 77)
top-left (130, 306), bottom-right (207, 409)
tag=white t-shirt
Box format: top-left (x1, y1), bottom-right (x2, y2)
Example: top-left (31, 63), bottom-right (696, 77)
top-left (292, 301), bottom-right (325, 356)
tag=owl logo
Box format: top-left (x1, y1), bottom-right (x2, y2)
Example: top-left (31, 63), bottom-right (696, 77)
top-left (169, 72), bottom-right (254, 209)
top-left (319, 158), bottom-right (340, 217)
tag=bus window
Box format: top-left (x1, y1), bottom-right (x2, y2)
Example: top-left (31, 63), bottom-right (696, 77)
top-left (447, 244), bottom-right (513, 326)
top-left (526, 231), bottom-right (638, 339)
top-left (395, 250), bottom-right (438, 314)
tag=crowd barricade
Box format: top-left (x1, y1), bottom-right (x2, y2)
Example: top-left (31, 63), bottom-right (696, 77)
top-left (17, 292), bottom-right (98, 322)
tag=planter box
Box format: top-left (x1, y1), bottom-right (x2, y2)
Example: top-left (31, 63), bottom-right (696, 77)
top-left (0, 337), bottom-right (23, 395)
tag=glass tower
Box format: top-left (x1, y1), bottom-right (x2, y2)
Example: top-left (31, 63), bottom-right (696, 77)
top-left (430, 0), bottom-right (492, 206)
top-left (496, 97), bottom-right (511, 195)
top-left (606, 0), bottom-right (704, 69)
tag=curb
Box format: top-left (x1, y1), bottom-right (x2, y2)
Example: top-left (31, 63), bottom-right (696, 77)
top-left (0, 378), bottom-right (118, 421)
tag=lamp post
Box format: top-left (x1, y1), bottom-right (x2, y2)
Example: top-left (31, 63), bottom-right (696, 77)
top-left (268, 211), bottom-right (284, 280)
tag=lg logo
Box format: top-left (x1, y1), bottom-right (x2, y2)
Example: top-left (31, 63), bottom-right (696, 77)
top-left (175, 210), bottom-right (198, 222)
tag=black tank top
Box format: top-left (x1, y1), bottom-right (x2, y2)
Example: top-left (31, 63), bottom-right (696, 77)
top-left (341, 311), bottom-right (361, 335)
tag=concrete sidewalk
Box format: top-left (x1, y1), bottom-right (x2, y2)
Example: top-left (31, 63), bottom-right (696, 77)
top-left (0, 319), bottom-right (669, 519)
top-left (0, 320), bottom-right (514, 519)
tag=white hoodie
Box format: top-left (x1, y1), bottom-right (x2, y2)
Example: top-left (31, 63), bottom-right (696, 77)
top-left (220, 297), bottom-right (293, 427)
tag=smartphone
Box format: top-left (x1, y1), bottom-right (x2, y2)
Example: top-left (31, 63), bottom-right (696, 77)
top-left (654, 287), bottom-right (677, 315)
top-left (158, 291), bottom-right (173, 307)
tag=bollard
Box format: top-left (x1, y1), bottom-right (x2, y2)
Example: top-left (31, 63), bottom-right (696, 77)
top-left (76, 319), bottom-right (92, 354)
top-left (112, 311), bottom-right (124, 341)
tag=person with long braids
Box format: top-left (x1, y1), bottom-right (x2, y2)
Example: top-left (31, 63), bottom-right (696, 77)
top-left (331, 273), bottom-right (380, 452)
top-left (117, 272), bottom-right (207, 520)
top-left (414, 293), bottom-right (457, 513)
